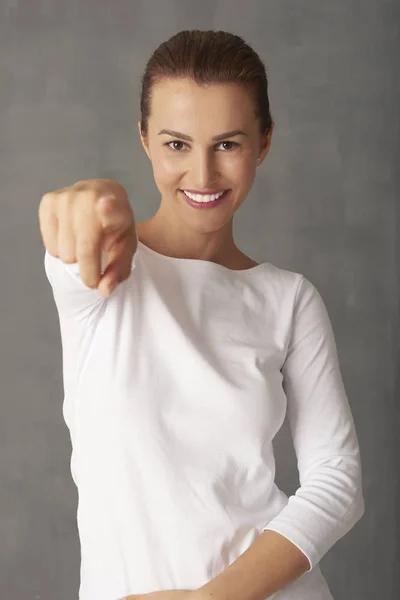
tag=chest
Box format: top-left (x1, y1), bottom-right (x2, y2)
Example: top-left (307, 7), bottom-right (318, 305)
top-left (72, 276), bottom-right (289, 463)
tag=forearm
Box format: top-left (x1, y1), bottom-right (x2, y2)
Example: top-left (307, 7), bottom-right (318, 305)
top-left (198, 530), bottom-right (310, 600)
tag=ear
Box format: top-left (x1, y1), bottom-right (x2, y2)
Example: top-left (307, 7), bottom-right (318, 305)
top-left (138, 120), bottom-right (151, 160)
top-left (258, 121), bottom-right (274, 163)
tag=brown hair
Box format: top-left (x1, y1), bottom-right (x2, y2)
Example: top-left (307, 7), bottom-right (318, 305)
top-left (139, 29), bottom-right (273, 138)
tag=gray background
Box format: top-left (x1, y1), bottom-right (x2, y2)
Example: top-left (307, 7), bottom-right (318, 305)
top-left (0, 1), bottom-right (399, 599)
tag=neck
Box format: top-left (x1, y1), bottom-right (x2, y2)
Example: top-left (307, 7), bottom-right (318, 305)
top-left (137, 207), bottom-right (239, 266)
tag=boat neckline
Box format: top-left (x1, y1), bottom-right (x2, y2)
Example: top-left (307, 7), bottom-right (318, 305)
top-left (137, 240), bottom-right (270, 274)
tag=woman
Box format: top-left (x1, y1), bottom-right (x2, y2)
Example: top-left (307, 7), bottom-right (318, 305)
top-left (39, 30), bottom-right (365, 600)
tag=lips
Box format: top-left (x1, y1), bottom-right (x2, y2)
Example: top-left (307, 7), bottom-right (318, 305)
top-left (179, 189), bottom-right (230, 209)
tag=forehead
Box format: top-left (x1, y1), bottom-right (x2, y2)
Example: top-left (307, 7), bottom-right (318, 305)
top-left (149, 78), bottom-right (256, 126)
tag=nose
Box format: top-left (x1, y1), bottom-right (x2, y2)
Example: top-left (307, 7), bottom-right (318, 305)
top-left (190, 150), bottom-right (219, 190)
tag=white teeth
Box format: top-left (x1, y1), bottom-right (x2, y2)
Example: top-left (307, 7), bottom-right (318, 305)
top-left (183, 190), bottom-right (225, 203)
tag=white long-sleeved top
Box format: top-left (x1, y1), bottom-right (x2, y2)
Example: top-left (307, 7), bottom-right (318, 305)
top-left (44, 240), bottom-right (364, 600)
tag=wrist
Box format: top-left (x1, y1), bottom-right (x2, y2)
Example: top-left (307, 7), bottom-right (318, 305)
top-left (194, 587), bottom-right (215, 600)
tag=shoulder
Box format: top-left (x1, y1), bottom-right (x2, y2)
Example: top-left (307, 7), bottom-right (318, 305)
top-left (263, 260), bottom-right (304, 295)
top-left (262, 262), bottom-right (326, 318)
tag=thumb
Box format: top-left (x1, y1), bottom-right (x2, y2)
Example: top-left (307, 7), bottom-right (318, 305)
top-left (98, 224), bottom-right (137, 296)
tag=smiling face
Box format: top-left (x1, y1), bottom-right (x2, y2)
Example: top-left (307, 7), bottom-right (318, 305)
top-left (138, 77), bottom-right (273, 238)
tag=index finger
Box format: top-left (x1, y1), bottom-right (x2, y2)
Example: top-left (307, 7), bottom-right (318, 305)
top-left (76, 211), bottom-right (103, 289)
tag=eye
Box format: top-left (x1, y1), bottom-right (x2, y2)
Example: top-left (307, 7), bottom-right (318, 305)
top-left (165, 140), bottom-right (239, 151)
top-left (218, 141), bottom-right (239, 151)
top-left (165, 141), bottom-right (188, 151)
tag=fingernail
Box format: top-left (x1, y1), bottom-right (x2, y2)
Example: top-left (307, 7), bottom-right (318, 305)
top-left (107, 277), bottom-right (117, 296)
top-left (100, 286), bottom-right (110, 298)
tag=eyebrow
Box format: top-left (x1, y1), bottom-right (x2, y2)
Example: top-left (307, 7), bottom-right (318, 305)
top-left (157, 129), bottom-right (248, 142)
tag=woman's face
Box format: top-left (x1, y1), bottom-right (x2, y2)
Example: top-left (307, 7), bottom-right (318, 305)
top-left (139, 77), bottom-right (273, 234)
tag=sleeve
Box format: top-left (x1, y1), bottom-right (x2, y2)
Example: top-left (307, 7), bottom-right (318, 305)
top-left (44, 247), bottom-right (138, 321)
top-left (44, 249), bottom-right (138, 402)
top-left (262, 276), bottom-right (365, 571)
top-left (44, 251), bottom-right (106, 321)
top-left (44, 252), bottom-right (109, 400)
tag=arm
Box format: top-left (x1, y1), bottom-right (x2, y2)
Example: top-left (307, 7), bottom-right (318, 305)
top-left (123, 532), bottom-right (308, 600)
top-left (198, 529), bottom-right (309, 600)
top-left (199, 275), bottom-right (365, 600)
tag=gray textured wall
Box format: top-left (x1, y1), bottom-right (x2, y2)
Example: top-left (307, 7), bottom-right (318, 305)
top-left (0, 1), bottom-right (399, 599)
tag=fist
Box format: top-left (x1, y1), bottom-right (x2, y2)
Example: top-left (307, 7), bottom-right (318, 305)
top-left (39, 178), bottom-right (138, 297)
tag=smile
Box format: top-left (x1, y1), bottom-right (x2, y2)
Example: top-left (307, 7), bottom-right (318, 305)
top-left (179, 189), bottom-right (230, 209)
top-left (184, 190), bottom-right (225, 201)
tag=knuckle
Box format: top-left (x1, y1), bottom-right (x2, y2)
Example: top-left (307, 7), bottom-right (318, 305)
top-left (74, 190), bottom-right (100, 212)
top-left (59, 253), bottom-right (77, 264)
top-left (39, 192), bottom-right (54, 214)
top-left (68, 182), bottom-right (94, 206)
top-left (43, 190), bottom-right (74, 218)
top-left (47, 249), bottom-right (59, 258)
top-left (72, 179), bottom-right (90, 191)
top-left (72, 179), bottom-right (102, 197)
top-left (74, 178), bottom-right (124, 199)
top-left (59, 189), bottom-right (75, 205)
top-left (58, 246), bottom-right (77, 264)
top-left (40, 191), bottom-right (52, 204)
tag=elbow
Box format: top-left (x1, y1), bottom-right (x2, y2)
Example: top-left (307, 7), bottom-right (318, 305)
top-left (344, 485), bottom-right (365, 531)
top-left (341, 453), bottom-right (366, 531)
top-left (300, 452), bottom-right (366, 533)
top-left (324, 455), bottom-right (366, 538)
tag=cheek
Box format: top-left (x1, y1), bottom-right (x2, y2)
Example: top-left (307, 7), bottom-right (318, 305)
top-left (226, 156), bottom-right (256, 183)
top-left (152, 154), bottom-right (182, 186)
